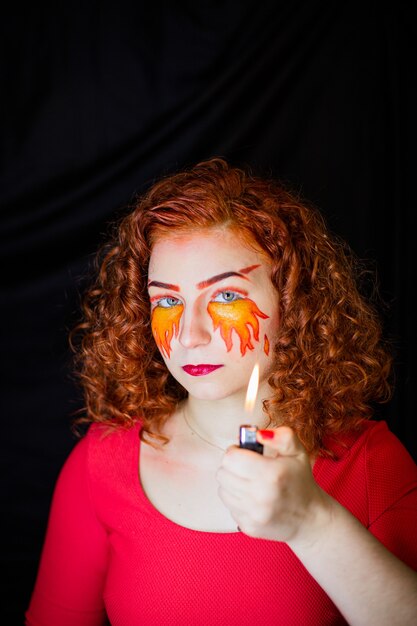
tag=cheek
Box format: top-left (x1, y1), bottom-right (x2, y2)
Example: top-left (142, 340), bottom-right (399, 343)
top-left (151, 305), bottom-right (184, 358)
top-left (207, 299), bottom-right (269, 357)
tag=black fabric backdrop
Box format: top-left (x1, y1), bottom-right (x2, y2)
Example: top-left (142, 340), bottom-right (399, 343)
top-left (1, 2), bottom-right (415, 623)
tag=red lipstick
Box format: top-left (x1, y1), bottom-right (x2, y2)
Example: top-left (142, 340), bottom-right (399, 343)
top-left (182, 364), bottom-right (223, 376)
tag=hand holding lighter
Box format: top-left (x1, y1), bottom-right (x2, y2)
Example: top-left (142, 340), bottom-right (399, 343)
top-left (239, 425), bottom-right (264, 454)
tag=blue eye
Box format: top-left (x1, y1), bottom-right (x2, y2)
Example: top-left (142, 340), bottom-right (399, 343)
top-left (155, 296), bottom-right (181, 308)
top-left (212, 291), bottom-right (243, 303)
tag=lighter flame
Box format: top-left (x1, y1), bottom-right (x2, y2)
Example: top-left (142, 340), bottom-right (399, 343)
top-left (245, 363), bottom-right (259, 414)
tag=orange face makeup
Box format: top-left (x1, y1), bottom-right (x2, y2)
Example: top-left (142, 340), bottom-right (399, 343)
top-left (151, 303), bottom-right (184, 358)
top-left (208, 299), bottom-right (269, 356)
top-left (264, 334), bottom-right (270, 356)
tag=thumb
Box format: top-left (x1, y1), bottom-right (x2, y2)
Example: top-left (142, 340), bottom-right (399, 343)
top-left (257, 426), bottom-right (306, 456)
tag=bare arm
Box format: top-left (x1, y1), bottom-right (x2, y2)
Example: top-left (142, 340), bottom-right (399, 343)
top-left (288, 486), bottom-right (417, 625)
top-left (217, 427), bottom-right (417, 626)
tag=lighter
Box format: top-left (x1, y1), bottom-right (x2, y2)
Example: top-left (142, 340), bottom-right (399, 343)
top-left (239, 424), bottom-right (264, 454)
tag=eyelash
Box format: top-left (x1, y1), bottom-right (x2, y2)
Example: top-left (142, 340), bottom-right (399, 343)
top-left (151, 288), bottom-right (247, 309)
top-left (152, 296), bottom-right (182, 309)
top-left (211, 290), bottom-right (244, 303)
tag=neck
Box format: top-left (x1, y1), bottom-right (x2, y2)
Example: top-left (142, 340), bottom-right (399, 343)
top-left (182, 380), bottom-right (273, 449)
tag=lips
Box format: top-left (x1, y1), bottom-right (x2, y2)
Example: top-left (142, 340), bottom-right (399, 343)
top-left (182, 364), bottom-right (224, 376)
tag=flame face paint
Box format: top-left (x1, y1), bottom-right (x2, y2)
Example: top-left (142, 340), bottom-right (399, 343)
top-left (151, 303), bottom-right (184, 358)
top-left (148, 230), bottom-right (280, 402)
top-left (207, 298), bottom-right (269, 356)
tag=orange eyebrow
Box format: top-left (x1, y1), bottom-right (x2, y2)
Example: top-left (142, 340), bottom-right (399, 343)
top-left (197, 265), bottom-right (260, 290)
top-left (240, 264), bottom-right (261, 275)
top-left (148, 280), bottom-right (180, 292)
top-left (197, 272), bottom-right (246, 289)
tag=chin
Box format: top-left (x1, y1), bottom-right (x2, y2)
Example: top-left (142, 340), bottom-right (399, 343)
top-left (180, 379), bottom-right (245, 402)
top-left (190, 389), bottom-right (231, 401)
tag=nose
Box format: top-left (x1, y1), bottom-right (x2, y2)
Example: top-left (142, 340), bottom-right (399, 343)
top-left (179, 301), bottom-right (211, 349)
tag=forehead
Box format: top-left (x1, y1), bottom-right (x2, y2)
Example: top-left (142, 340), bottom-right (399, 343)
top-left (148, 229), bottom-right (268, 279)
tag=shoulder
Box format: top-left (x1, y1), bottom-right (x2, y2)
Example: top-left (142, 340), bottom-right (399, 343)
top-left (52, 421), bottom-right (143, 523)
top-left (83, 420), bottom-right (141, 463)
top-left (355, 422), bottom-right (417, 568)
top-left (362, 421), bottom-right (417, 513)
top-left (318, 420), bottom-right (417, 524)
top-left (83, 420), bottom-right (142, 448)
top-left (60, 421), bottom-right (142, 484)
top-left (326, 419), bottom-right (416, 471)
top-left (352, 420), bottom-right (417, 479)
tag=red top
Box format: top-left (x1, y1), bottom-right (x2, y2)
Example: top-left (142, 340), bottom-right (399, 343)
top-left (25, 420), bottom-right (417, 626)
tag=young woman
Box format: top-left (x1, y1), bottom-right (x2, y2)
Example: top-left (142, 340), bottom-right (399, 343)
top-left (25, 158), bottom-right (417, 625)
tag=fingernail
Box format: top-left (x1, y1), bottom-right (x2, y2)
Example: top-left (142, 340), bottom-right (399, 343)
top-left (258, 429), bottom-right (274, 439)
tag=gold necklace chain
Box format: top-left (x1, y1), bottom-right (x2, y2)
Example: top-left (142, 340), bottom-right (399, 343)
top-left (182, 409), bottom-right (228, 452)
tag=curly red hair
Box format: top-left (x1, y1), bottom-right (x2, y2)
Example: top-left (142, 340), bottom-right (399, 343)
top-left (71, 157), bottom-right (392, 456)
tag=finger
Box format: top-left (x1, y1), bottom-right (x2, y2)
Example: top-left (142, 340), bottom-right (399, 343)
top-left (217, 485), bottom-right (245, 512)
top-left (221, 445), bottom-right (266, 479)
top-left (257, 426), bottom-right (307, 456)
top-left (216, 466), bottom-right (249, 495)
top-left (233, 512), bottom-right (259, 538)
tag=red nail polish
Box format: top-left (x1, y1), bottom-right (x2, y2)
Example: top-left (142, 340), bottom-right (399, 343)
top-left (259, 429), bottom-right (274, 439)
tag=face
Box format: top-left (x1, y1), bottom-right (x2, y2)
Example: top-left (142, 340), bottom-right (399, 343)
top-left (147, 228), bottom-right (279, 402)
